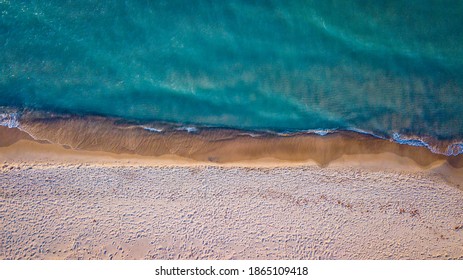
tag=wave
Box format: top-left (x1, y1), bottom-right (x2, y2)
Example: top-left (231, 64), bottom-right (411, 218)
top-left (392, 133), bottom-right (431, 148)
top-left (391, 133), bottom-right (463, 156)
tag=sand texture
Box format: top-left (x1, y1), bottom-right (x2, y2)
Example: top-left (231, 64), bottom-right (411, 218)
top-left (1, 162), bottom-right (462, 260)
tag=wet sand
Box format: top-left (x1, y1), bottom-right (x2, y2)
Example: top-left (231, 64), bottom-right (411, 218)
top-left (0, 117), bottom-right (463, 259)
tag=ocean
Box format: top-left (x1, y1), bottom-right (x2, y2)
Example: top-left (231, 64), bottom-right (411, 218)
top-left (1, 0), bottom-right (463, 155)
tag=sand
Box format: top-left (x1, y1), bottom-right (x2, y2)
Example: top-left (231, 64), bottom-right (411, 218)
top-left (1, 160), bottom-right (463, 260)
top-left (1, 119), bottom-right (463, 259)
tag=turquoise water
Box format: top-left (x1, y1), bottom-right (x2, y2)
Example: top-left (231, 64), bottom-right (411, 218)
top-left (1, 1), bottom-right (463, 149)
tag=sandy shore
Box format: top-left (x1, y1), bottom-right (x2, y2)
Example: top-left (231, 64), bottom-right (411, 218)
top-left (1, 120), bottom-right (463, 259)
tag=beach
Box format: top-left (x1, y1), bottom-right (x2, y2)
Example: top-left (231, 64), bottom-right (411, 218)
top-left (1, 122), bottom-right (462, 260)
top-left (2, 0), bottom-right (463, 265)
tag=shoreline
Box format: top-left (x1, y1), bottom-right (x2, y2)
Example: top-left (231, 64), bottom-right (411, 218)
top-left (3, 113), bottom-right (463, 166)
top-left (2, 110), bottom-right (463, 156)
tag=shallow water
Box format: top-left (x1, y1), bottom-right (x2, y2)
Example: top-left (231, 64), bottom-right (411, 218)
top-left (1, 1), bottom-right (462, 146)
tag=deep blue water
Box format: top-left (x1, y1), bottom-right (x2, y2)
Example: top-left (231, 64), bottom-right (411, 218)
top-left (1, 1), bottom-right (463, 151)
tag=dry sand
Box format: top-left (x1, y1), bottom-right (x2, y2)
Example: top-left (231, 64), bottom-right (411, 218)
top-left (0, 120), bottom-right (463, 259)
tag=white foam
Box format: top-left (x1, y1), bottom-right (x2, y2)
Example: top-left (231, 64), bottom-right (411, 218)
top-left (309, 129), bottom-right (333, 136)
top-left (0, 112), bottom-right (20, 128)
top-left (141, 126), bottom-right (163, 133)
top-left (176, 126), bottom-right (198, 133)
top-left (447, 143), bottom-right (463, 156)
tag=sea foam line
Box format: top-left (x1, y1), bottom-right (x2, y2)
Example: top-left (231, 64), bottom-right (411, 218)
top-left (141, 126), bottom-right (163, 133)
top-left (0, 112), bottom-right (20, 128)
top-left (392, 132), bottom-right (463, 156)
